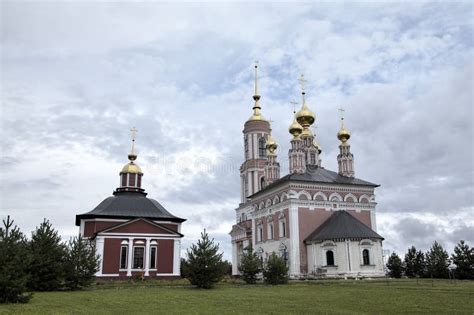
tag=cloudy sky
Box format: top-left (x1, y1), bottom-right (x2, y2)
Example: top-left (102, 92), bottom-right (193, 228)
top-left (1, 1), bottom-right (473, 260)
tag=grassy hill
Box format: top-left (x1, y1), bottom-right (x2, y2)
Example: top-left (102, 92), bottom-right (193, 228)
top-left (1, 278), bottom-right (473, 314)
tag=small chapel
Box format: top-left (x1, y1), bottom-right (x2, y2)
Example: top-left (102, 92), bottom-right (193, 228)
top-left (75, 132), bottom-right (186, 278)
top-left (230, 65), bottom-right (385, 278)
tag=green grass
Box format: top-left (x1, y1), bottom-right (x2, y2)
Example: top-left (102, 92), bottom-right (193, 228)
top-left (1, 279), bottom-right (473, 314)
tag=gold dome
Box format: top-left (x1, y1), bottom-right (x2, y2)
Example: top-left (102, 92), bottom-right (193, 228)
top-left (295, 96), bottom-right (316, 127)
top-left (121, 162), bottom-right (143, 174)
top-left (266, 134), bottom-right (278, 154)
top-left (289, 116), bottom-right (303, 138)
top-left (337, 117), bottom-right (351, 143)
top-left (247, 107), bottom-right (266, 122)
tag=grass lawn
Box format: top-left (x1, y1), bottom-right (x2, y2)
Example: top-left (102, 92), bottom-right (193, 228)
top-left (1, 278), bottom-right (473, 314)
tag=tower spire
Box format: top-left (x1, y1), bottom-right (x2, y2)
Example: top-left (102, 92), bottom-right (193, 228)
top-left (129, 127), bottom-right (138, 161)
top-left (337, 107), bottom-right (354, 177)
top-left (247, 61), bottom-right (266, 121)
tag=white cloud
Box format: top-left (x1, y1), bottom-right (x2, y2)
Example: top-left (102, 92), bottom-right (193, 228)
top-left (1, 1), bottom-right (473, 261)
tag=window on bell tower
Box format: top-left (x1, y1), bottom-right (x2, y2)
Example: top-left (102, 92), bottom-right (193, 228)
top-left (244, 136), bottom-right (249, 160)
top-left (258, 137), bottom-right (266, 158)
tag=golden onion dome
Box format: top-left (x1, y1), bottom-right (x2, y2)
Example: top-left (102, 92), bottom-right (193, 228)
top-left (121, 162), bottom-right (143, 174)
top-left (266, 135), bottom-right (278, 154)
top-left (289, 117), bottom-right (303, 138)
top-left (295, 98), bottom-right (316, 127)
top-left (337, 125), bottom-right (351, 143)
top-left (247, 108), bottom-right (266, 122)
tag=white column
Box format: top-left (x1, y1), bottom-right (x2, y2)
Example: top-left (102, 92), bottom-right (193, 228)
top-left (144, 238), bottom-right (151, 276)
top-left (370, 208), bottom-right (377, 232)
top-left (231, 241), bottom-right (238, 275)
top-left (251, 218), bottom-right (256, 248)
top-left (173, 239), bottom-right (181, 276)
top-left (253, 171), bottom-right (258, 193)
top-left (95, 237), bottom-right (105, 276)
top-left (289, 202), bottom-right (300, 277)
top-left (346, 239), bottom-right (352, 273)
top-left (127, 237), bottom-right (134, 276)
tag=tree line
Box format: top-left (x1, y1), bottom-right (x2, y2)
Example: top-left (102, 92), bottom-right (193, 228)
top-left (386, 240), bottom-right (473, 279)
top-left (0, 216), bottom-right (99, 303)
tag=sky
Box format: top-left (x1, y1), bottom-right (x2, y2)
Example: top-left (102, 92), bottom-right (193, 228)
top-left (1, 1), bottom-right (473, 261)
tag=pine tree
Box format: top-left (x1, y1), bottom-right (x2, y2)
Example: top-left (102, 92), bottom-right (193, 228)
top-left (263, 252), bottom-right (288, 285)
top-left (185, 230), bottom-right (225, 289)
top-left (451, 240), bottom-right (474, 280)
top-left (386, 252), bottom-right (403, 278)
top-left (28, 219), bottom-right (66, 291)
top-left (0, 216), bottom-right (32, 303)
top-left (238, 245), bottom-right (262, 284)
top-left (404, 246), bottom-right (426, 277)
top-left (426, 241), bottom-right (450, 279)
top-left (63, 235), bottom-right (100, 290)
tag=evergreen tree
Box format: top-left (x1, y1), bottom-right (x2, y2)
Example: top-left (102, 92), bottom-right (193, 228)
top-left (180, 258), bottom-right (189, 278)
top-left (426, 241), bottom-right (450, 279)
top-left (185, 230), bottom-right (225, 289)
top-left (63, 235), bottom-right (100, 290)
top-left (386, 252), bottom-right (403, 278)
top-left (238, 245), bottom-right (262, 284)
top-left (451, 240), bottom-right (474, 280)
top-left (404, 246), bottom-right (426, 277)
top-left (0, 216), bottom-right (32, 303)
top-left (28, 219), bottom-right (66, 291)
top-left (263, 252), bottom-right (288, 285)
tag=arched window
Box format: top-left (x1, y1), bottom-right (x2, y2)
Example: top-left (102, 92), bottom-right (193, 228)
top-left (310, 153), bottom-right (316, 165)
top-left (261, 177), bottom-right (266, 189)
top-left (258, 137), bottom-right (266, 158)
top-left (244, 136), bottom-right (249, 160)
top-left (326, 250), bottom-right (335, 266)
top-left (362, 249), bottom-right (370, 265)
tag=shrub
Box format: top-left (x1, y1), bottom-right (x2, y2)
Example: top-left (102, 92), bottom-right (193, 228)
top-left (426, 241), bottom-right (450, 279)
top-left (64, 235), bottom-right (100, 290)
top-left (238, 245), bottom-right (262, 284)
top-left (404, 246), bottom-right (426, 278)
top-left (263, 252), bottom-right (288, 285)
top-left (185, 230), bottom-right (226, 289)
top-left (386, 252), bottom-right (404, 278)
top-left (451, 240), bottom-right (473, 280)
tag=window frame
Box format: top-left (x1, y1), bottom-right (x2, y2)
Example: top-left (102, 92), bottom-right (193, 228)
top-left (132, 246), bottom-right (145, 269)
top-left (258, 137), bottom-right (266, 158)
top-left (268, 222), bottom-right (274, 240)
top-left (150, 246), bottom-right (157, 270)
top-left (362, 249), bottom-right (370, 265)
top-left (326, 250), bottom-right (335, 266)
top-left (119, 245), bottom-right (128, 269)
top-left (257, 225), bottom-right (263, 242)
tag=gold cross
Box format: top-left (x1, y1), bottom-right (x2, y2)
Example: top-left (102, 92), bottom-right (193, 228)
top-left (338, 107), bottom-right (345, 120)
top-left (290, 100), bottom-right (298, 113)
top-left (298, 74), bottom-right (307, 92)
top-left (130, 127), bottom-right (138, 141)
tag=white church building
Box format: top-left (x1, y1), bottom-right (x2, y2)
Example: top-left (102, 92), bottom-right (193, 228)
top-left (230, 66), bottom-right (385, 278)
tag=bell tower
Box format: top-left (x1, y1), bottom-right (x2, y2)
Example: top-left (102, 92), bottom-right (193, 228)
top-left (337, 108), bottom-right (355, 177)
top-left (240, 63), bottom-right (270, 203)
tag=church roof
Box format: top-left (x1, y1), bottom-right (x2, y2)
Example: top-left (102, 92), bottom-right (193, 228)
top-left (75, 191), bottom-right (186, 225)
top-left (249, 166), bottom-right (378, 198)
top-left (304, 210), bottom-right (384, 242)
